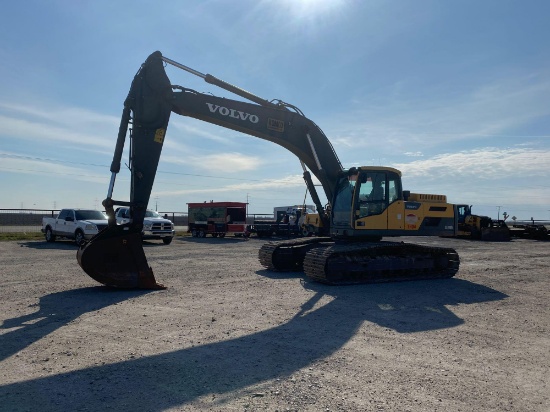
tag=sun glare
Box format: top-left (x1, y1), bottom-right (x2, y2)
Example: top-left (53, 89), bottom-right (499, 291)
top-left (282, 0), bottom-right (348, 20)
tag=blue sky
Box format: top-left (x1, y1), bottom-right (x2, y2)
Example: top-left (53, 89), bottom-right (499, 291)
top-left (1, 0), bottom-right (549, 220)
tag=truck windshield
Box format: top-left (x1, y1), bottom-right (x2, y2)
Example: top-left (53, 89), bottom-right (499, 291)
top-left (75, 210), bottom-right (108, 220)
top-left (145, 210), bottom-right (161, 218)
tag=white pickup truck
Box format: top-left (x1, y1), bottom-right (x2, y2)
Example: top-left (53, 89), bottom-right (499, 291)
top-left (115, 207), bottom-right (175, 244)
top-left (42, 209), bottom-right (108, 245)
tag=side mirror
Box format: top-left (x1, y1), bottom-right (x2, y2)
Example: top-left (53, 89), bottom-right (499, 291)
top-left (65, 216), bottom-right (74, 222)
top-left (403, 190), bottom-right (410, 201)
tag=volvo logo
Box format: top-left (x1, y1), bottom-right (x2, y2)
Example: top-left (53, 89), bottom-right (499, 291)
top-left (206, 103), bottom-right (259, 124)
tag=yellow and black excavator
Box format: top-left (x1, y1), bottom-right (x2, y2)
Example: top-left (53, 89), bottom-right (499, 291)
top-left (77, 51), bottom-right (460, 289)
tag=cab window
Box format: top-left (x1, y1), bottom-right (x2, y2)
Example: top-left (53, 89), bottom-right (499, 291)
top-left (356, 171), bottom-right (401, 218)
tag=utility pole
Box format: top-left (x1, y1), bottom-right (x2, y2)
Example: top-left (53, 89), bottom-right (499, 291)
top-left (496, 206), bottom-right (502, 220)
top-left (246, 193), bottom-right (250, 222)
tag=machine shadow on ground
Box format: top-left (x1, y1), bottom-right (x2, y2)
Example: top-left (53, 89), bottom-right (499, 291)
top-left (0, 287), bottom-right (153, 362)
top-left (178, 236), bottom-right (251, 244)
top-left (19, 240), bottom-right (80, 250)
top-left (0, 278), bottom-right (507, 411)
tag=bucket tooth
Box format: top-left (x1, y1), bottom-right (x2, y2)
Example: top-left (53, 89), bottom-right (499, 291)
top-left (77, 225), bottom-right (165, 289)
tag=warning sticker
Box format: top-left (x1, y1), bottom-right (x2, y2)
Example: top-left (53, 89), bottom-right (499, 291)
top-left (154, 128), bottom-right (166, 144)
top-left (405, 213), bottom-right (418, 229)
top-left (267, 118), bottom-right (284, 132)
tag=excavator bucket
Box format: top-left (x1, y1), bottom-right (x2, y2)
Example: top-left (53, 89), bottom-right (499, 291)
top-left (77, 224), bottom-right (165, 289)
top-left (480, 226), bottom-right (511, 241)
top-left (479, 220), bottom-right (511, 241)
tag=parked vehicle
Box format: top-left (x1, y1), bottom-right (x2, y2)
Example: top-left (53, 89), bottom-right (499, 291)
top-left (42, 209), bottom-right (108, 245)
top-left (510, 221), bottom-right (549, 240)
top-left (453, 204), bottom-right (510, 241)
top-left (300, 211), bottom-right (324, 237)
top-left (187, 201), bottom-right (248, 238)
top-left (248, 205), bottom-right (315, 237)
top-left (115, 207), bottom-right (175, 244)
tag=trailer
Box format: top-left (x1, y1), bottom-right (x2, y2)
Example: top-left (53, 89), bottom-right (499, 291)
top-left (510, 221), bottom-right (549, 240)
top-left (187, 201), bottom-right (248, 238)
top-left (247, 205), bottom-right (316, 238)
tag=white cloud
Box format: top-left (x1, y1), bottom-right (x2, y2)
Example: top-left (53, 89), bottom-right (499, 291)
top-left (0, 102), bottom-right (119, 150)
top-left (153, 174), bottom-right (305, 198)
top-left (326, 70), bottom-right (550, 156)
top-left (183, 152), bottom-right (263, 172)
top-left (168, 117), bottom-right (235, 145)
top-left (393, 147), bottom-right (550, 179)
top-left (0, 152), bottom-right (107, 184)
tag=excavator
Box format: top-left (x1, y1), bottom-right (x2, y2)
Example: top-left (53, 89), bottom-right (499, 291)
top-left (77, 51), bottom-right (460, 289)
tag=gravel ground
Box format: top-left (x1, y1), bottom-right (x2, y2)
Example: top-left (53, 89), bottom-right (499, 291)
top-left (0, 235), bottom-right (548, 411)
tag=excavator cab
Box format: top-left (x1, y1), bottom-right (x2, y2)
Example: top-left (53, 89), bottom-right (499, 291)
top-left (332, 167), bottom-right (402, 235)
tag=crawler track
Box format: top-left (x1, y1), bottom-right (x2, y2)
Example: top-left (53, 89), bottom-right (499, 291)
top-left (259, 238), bottom-right (460, 285)
top-left (258, 237), bottom-right (332, 271)
top-left (303, 241), bottom-right (460, 285)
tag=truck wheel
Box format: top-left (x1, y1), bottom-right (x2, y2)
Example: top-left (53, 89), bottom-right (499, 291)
top-left (45, 226), bottom-right (56, 242)
top-left (74, 229), bottom-right (85, 246)
top-left (198, 230), bottom-right (206, 238)
top-left (219, 233), bottom-right (226, 238)
top-left (191, 229), bottom-right (197, 237)
top-left (162, 237), bottom-right (173, 245)
top-left (212, 233), bottom-right (219, 238)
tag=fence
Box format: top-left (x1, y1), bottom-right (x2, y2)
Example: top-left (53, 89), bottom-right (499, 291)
top-left (0, 209), bottom-right (57, 233)
top-left (0, 209), bottom-right (188, 233)
top-left (0, 209), bottom-right (274, 234)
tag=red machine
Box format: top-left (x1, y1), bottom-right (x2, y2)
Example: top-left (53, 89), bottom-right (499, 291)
top-left (187, 201), bottom-right (248, 238)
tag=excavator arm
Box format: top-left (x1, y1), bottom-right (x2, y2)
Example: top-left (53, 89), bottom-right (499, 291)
top-left (77, 51), bottom-right (343, 289)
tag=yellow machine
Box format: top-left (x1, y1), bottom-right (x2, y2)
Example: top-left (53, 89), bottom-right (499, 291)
top-left (301, 212), bottom-right (324, 236)
top-left (301, 174), bottom-right (455, 238)
top-left (453, 204), bottom-right (510, 241)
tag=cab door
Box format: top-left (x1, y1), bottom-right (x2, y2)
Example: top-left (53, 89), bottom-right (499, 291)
top-left (56, 209), bottom-right (74, 236)
top-left (63, 210), bottom-right (77, 236)
top-left (353, 171), bottom-right (404, 231)
top-left (354, 173), bottom-right (387, 230)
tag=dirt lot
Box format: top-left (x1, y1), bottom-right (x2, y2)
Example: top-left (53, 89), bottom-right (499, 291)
top-left (0, 235), bottom-right (548, 411)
